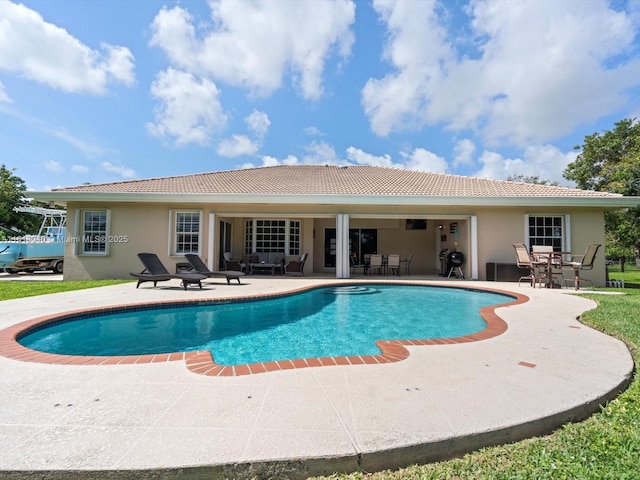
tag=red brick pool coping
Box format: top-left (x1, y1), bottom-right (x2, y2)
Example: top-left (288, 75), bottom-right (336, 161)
top-left (0, 283), bottom-right (527, 376)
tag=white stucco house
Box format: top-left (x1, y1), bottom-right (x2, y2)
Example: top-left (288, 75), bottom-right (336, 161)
top-left (30, 165), bottom-right (640, 285)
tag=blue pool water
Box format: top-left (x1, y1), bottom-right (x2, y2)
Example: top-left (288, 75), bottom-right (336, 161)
top-left (19, 285), bottom-right (512, 365)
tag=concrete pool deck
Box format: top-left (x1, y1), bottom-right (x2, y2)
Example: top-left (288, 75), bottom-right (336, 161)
top-left (0, 276), bottom-right (633, 479)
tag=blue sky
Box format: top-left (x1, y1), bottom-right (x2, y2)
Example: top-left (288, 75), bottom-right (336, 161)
top-left (1, 0), bottom-right (640, 192)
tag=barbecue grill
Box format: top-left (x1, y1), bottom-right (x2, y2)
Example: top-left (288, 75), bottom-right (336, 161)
top-left (446, 251), bottom-right (465, 278)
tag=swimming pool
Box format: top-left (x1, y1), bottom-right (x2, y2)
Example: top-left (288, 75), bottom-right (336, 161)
top-left (18, 284), bottom-right (513, 366)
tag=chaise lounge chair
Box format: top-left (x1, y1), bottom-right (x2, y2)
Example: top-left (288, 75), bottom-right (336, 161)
top-left (185, 254), bottom-right (244, 285)
top-left (130, 253), bottom-right (206, 290)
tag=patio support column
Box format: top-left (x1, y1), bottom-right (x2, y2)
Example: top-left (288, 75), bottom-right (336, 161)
top-left (470, 215), bottom-right (478, 280)
top-left (336, 213), bottom-right (350, 278)
top-left (208, 213), bottom-right (215, 271)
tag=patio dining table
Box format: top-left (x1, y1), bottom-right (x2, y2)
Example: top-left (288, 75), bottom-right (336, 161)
top-left (359, 255), bottom-right (404, 276)
top-left (536, 251), bottom-right (571, 288)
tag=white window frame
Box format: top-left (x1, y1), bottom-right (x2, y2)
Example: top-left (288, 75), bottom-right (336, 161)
top-left (170, 210), bottom-right (202, 256)
top-left (288, 220), bottom-right (301, 256)
top-left (524, 214), bottom-right (570, 251)
top-left (76, 208), bottom-right (110, 256)
top-left (244, 219), bottom-right (301, 255)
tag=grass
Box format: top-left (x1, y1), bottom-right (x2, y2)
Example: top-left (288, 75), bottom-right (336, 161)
top-left (606, 265), bottom-right (640, 289)
top-left (2, 274), bottom-right (639, 478)
top-left (314, 274), bottom-right (640, 480)
top-left (0, 278), bottom-right (131, 301)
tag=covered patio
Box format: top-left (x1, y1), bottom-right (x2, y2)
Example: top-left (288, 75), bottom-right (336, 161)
top-left (213, 212), bottom-right (476, 279)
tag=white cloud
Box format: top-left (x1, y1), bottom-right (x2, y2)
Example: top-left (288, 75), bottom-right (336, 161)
top-left (302, 141), bottom-right (342, 164)
top-left (254, 141), bottom-right (343, 166)
top-left (101, 161), bottom-right (135, 178)
top-left (0, 103), bottom-right (107, 158)
top-left (363, 0), bottom-right (640, 147)
top-left (43, 160), bottom-right (63, 172)
top-left (304, 126), bottom-right (324, 136)
top-left (453, 139), bottom-right (476, 168)
top-left (474, 144), bottom-right (579, 186)
top-left (400, 148), bottom-right (448, 173)
top-left (362, 0), bottom-right (452, 136)
top-left (149, 0), bottom-right (355, 100)
top-left (40, 185), bottom-right (62, 192)
top-left (248, 142), bottom-right (449, 174)
top-left (0, 2), bottom-right (134, 94)
top-left (345, 145), bottom-right (449, 173)
top-left (71, 165), bottom-right (89, 174)
top-left (217, 134), bottom-right (259, 157)
top-left (245, 110), bottom-right (270, 138)
top-left (146, 68), bottom-right (227, 146)
top-left (217, 110), bottom-right (269, 157)
top-left (100, 43), bottom-right (136, 86)
top-left (0, 81), bottom-right (11, 103)
top-left (346, 146), bottom-right (396, 167)
top-left (239, 154), bottom-right (299, 169)
top-left (464, 0), bottom-right (640, 146)
top-left (264, 154), bottom-right (300, 166)
top-left (46, 127), bottom-right (106, 158)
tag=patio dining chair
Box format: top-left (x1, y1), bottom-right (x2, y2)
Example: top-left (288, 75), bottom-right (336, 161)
top-left (532, 245), bottom-right (562, 288)
top-left (387, 254), bottom-right (401, 276)
top-left (561, 243), bottom-right (601, 290)
top-left (369, 254), bottom-right (383, 275)
top-left (512, 243), bottom-right (546, 287)
top-left (350, 254), bottom-right (368, 275)
top-left (402, 254), bottom-right (413, 275)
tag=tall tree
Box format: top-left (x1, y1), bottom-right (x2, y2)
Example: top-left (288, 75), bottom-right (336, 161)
top-left (0, 165), bottom-right (39, 236)
top-left (564, 118), bottom-right (640, 266)
top-left (506, 174), bottom-right (559, 186)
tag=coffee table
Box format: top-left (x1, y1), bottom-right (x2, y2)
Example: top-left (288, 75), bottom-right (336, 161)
top-left (250, 262), bottom-right (276, 275)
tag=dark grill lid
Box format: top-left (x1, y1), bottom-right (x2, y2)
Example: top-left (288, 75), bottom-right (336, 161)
top-left (447, 251), bottom-right (464, 266)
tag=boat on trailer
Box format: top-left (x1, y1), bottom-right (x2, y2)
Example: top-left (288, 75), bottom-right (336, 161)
top-left (0, 207), bottom-right (66, 274)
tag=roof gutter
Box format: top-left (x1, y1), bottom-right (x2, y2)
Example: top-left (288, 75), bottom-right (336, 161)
top-left (29, 191), bottom-right (640, 208)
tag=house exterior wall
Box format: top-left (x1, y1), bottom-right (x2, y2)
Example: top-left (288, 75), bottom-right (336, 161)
top-left (62, 201), bottom-right (608, 286)
top-left (475, 206), bottom-right (606, 285)
top-left (64, 203), bottom-right (193, 280)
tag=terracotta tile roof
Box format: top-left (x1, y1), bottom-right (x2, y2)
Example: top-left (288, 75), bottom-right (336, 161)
top-left (52, 165), bottom-right (621, 198)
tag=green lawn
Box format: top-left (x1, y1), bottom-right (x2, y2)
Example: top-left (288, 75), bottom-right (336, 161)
top-left (0, 279), bottom-right (131, 301)
top-left (606, 265), bottom-right (640, 289)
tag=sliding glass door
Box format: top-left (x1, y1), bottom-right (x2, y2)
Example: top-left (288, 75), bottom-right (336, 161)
top-left (324, 228), bottom-right (377, 268)
top-left (218, 220), bottom-right (232, 269)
